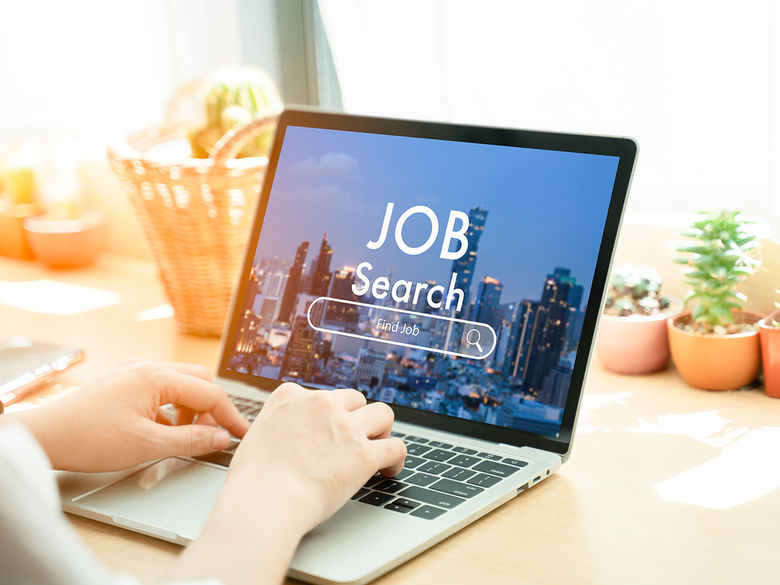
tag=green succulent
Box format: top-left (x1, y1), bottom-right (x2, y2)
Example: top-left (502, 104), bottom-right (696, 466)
top-left (675, 211), bottom-right (759, 328)
top-left (189, 67), bottom-right (282, 159)
top-left (604, 264), bottom-right (669, 316)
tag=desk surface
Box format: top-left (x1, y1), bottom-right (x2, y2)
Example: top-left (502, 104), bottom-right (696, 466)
top-left (2, 255), bottom-right (778, 585)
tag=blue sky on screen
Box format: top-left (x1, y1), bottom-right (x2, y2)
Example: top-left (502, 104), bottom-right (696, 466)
top-left (253, 125), bottom-right (619, 307)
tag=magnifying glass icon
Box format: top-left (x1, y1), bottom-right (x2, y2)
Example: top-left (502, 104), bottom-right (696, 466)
top-left (465, 328), bottom-right (483, 353)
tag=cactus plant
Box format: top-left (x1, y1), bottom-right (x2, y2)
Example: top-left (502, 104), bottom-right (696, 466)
top-left (674, 210), bottom-right (760, 334)
top-left (189, 67), bottom-right (283, 159)
top-left (604, 264), bottom-right (670, 316)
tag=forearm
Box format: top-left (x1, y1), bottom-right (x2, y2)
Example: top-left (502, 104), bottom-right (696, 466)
top-left (0, 405), bottom-right (74, 470)
top-left (169, 476), bottom-right (310, 585)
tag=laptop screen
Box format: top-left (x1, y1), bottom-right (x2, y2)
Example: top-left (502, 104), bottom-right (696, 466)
top-left (222, 114), bottom-right (631, 443)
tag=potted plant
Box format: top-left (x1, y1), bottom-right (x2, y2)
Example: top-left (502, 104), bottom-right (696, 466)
top-left (758, 290), bottom-right (780, 398)
top-left (596, 264), bottom-right (682, 374)
top-left (0, 145), bottom-right (40, 260)
top-left (668, 211), bottom-right (762, 390)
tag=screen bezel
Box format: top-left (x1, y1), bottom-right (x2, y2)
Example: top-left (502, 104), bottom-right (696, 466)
top-left (217, 108), bottom-right (637, 458)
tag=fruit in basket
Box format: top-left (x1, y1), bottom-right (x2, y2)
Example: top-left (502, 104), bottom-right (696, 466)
top-left (189, 67), bottom-right (283, 159)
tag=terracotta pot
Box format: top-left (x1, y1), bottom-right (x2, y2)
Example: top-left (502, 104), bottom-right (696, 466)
top-left (596, 296), bottom-right (682, 374)
top-left (758, 310), bottom-right (780, 398)
top-left (668, 310), bottom-right (762, 391)
top-left (23, 211), bottom-right (105, 269)
top-left (0, 207), bottom-right (37, 260)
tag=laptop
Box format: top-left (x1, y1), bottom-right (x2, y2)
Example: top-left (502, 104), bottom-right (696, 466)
top-left (58, 109), bottom-right (637, 585)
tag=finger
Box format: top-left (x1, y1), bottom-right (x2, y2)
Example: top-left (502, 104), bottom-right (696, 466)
top-left (349, 402), bottom-right (394, 438)
top-left (149, 422), bottom-right (232, 457)
top-left (175, 406), bottom-right (197, 426)
top-left (195, 412), bottom-right (218, 427)
top-left (328, 388), bottom-right (367, 411)
top-left (371, 437), bottom-right (407, 477)
top-left (154, 370), bottom-right (250, 438)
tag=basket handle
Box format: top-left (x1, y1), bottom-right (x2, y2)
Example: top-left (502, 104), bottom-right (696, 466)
top-left (209, 114), bottom-right (279, 165)
top-left (165, 78), bottom-right (205, 124)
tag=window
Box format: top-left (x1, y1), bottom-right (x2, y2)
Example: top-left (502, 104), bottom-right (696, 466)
top-left (317, 0), bottom-right (779, 234)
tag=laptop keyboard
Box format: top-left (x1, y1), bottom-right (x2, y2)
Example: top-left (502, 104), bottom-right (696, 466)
top-left (197, 397), bottom-right (530, 520)
top-left (352, 431), bottom-right (529, 520)
top-left (230, 396), bottom-right (264, 422)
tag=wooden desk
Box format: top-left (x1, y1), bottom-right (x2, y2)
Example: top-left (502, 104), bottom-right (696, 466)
top-left (2, 255), bottom-right (779, 585)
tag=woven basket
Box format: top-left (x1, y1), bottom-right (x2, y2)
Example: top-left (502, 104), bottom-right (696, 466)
top-left (108, 114), bottom-right (277, 335)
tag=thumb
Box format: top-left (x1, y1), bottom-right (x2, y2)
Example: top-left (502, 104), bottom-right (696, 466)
top-left (153, 423), bottom-right (232, 457)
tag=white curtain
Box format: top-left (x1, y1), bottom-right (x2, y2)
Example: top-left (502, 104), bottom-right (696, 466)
top-left (318, 0), bottom-right (779, 233)
top-left (0, 0), bottom-right (242, 137)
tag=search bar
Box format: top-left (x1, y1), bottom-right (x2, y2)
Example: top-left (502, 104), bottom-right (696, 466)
top-left (306, 297), bottom-right (497, 360)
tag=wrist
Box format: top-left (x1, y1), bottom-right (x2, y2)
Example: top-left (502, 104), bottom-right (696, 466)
top-left (2, 407), bottom-right (61, 468)
top-left (221, 468), bottom-right (316, 537)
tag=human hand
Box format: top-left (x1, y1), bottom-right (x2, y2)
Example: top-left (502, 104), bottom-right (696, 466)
top-left (226, 383), bottom-right (407, 534)
top-left (9, 360), bottom-right (250, 472)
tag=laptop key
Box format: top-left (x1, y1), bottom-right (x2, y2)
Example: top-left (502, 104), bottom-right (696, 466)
top-left (449, 455), bottom-right (480, 468)
top-left (390, 431), bottom-right (406, 438)
top-left (403, 456), bottom-right (426, 469)
top-left (430, 478), bottom-right (484, 498)
top-left (473, 461), bottom-right (519, 478)
top-left (374, 480), bottom-right (407, 493)
top-left (384, 498), bottom-right (420, 513)
top-left (363, 475), bottom-right (384, 488)
top-left (406, 472), bottom-right (438, 487)
top-left (428, 441), bottom-right (453, 449)
top-left (502, 458), bottom-right (528, 467)
top-left (359, 492), bottom-right (394, 506)
top-left (422, 449), bottom-right (456, 462)
top-left (476, 452), bottom-right (503, 461)
top-left (467, 473), bottom-right (502, 488)
top-left (410, 505), bottom-right (447, 520)
top-left (404, 435), bottom-right (429, 444)
top-left (452, 446), bottom-right (478, 455)
top-left (351, 488), bottom-right (370, 500)
top-left (442, 467), bottom-right (477, 481)
top-left (393, 468), bottom-right (414, 480)
top-left (418, 461), bottom-right (452, 475)
top-left (407, 444), bottom-right (432, 456)
top-left (398, 486), bottom-right (465, 509)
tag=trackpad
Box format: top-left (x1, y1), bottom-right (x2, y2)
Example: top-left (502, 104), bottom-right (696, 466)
top-left (75, 458), bottom-right (225, 542)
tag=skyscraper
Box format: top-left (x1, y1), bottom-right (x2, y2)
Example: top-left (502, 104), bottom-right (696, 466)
top-left (280, 315), bottom-right (318, 381)
top-left (324, 266), bottom-right (360, 329)
top-left (503, 299), bottom-right (542, 381)
top-left (262, 269), bottom-right (288, 298)
top-left (473, 276), bottom-right (503, 333)
top-left (309, 232), bottom-right (333, 297)
top-left (523, 269), bottom-right (573, 396)
top-left (278, 241), bottom-right (309, 325)
top-left (449, 206), bottom-right (488, 317)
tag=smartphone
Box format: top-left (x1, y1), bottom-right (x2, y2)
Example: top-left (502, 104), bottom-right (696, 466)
top-left (0, 337), bottom-right (84, 409)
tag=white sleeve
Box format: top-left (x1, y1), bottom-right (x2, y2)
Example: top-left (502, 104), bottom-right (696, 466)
top-left (0, 423), bottom-right (223, 585)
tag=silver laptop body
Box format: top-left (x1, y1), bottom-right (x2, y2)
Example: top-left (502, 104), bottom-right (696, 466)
top-left (60, 109), bottom-right (637, 585)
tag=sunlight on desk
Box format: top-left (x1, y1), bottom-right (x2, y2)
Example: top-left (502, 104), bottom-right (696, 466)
top-left (627, 410), bottom-right (749, 448)
top-left (577, 392), bottom-right (632, 433)
top-left (0, 280), bottom-right (120, 315)
top-left (135, 304), bottom-right (174, 322)
top-left (653, 426), bottom-right (780, 510)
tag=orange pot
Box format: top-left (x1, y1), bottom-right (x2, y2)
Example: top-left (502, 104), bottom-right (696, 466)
top-left (668, 310), bottom-right (762, 391)
top-left (758, 310), bottom-right (780, 398)
top-left (0, 206), bottom-right (36, 260)
top-left (596, 297), bottom-right (682, 374)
